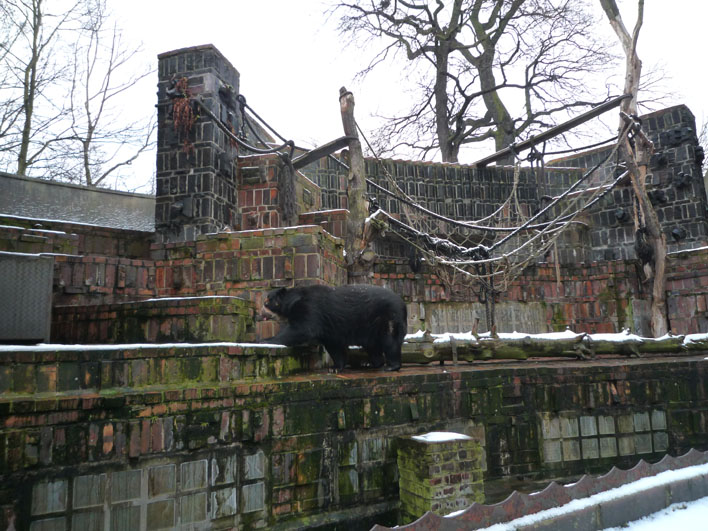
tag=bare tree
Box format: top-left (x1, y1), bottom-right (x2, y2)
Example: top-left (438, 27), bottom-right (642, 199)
top-left (600, 0), bottom-right (667, 336)
top-left (0, 0), bottom-right (82, 175)
top-left (55, 0), bottom-right (155, 187)
top-left (0, 0), bottom-right (154, 188)
top-left (335, 0), bottom-right (616, 162)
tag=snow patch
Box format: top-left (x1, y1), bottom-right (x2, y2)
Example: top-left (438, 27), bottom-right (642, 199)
top-left (0, 342), bottom-right (287, 352)
top-left (411, 431), bottom-right (471, 443)
top-left (143, 296), bottom-right (246, 302)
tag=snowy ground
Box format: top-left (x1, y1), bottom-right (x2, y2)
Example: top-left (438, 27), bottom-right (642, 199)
top-left (603, 496), bottom-right (708, 530)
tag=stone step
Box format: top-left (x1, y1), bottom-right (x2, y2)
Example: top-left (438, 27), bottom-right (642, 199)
top-left (0, 342), bottom-right (323, 396)
top-left (52, 296), bottom-right (256, 343)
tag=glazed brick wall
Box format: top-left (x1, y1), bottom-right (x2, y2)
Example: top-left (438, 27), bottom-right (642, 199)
top-left (302, 105), bottom-right (708, 265)
top-left (155, 45), bottom-right (240, 242)
top-left (552, 105), bottom-right (708, 261)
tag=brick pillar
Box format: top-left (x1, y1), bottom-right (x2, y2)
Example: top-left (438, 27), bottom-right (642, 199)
top-left (397, 432), bottom-right (484, 524)
top-left (155, 45), bottom-right (240, 242)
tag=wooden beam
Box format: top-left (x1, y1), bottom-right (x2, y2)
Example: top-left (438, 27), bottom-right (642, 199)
top-left (291, 136), bottom-right (356, 170)
top-left (472, 94), bottom-right (631, 168)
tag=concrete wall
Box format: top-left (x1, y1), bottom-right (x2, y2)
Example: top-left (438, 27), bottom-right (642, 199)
top-left (0, 172), bottom-right (154, 232)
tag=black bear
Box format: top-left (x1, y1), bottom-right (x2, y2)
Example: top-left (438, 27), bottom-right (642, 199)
top-left (261, 284), bottom-right (407, 371)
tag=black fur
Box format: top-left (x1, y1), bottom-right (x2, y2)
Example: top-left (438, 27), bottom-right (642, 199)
top-left (262, 284), bottom-right (407, 371)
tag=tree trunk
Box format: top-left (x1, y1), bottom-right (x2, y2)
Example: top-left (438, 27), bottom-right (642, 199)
top-left (478, 53), bottom-right (515, 162)
top-left (434, 43), bottom-right (457, 163)
top-left (17, 0), bottom-right (42, 175)
top-left (339, 87), bottom-right (369, 263)
top-left (622, 134), bottom-right (668, 336)
top-left (600, 0), bottom-right (667, 336)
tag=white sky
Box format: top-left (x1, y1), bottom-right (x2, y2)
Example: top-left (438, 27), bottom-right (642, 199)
top-left (108, 1), bottom-right (708, 192)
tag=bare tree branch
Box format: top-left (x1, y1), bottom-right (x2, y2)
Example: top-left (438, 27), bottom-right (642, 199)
top-left (334, 0), bottom-right (619, 163)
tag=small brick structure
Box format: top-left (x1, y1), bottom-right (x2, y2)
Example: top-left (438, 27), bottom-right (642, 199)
top-left (397, 432), bottom-right (485, 523)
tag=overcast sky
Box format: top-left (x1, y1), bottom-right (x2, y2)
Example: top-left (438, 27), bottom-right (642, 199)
top-left (110, 1), bottom-right (708, 193)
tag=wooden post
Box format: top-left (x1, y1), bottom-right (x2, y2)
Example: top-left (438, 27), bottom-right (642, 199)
top-left (339, 87), bottom-right (369, 264)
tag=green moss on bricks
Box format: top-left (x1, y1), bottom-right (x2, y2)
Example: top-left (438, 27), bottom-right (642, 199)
top-left (598, 278), bottom-right (634, 332)
top-left (240, 236), bottom-right (265, 250)
top-left (550, 304), bottom-right (565, 332)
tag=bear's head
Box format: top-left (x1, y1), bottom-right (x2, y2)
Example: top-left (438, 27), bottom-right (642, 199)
top-left (263, 287), bottom-right (287, 316)
top-left (263, 287), bottom-right (304, 318)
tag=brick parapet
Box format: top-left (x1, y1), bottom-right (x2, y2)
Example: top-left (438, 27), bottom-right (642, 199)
top-left (298, 209), bottom-right (348, 239)
top-left (2, 355), bottom-right (708, 528)
top-left (52, 296), bottom-right (256, 344)
top-left (0, 343), bottom-right (321, 398)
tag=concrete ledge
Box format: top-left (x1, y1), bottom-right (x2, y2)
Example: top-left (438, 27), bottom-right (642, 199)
top-left (525, 463), bottom-right (708, 530)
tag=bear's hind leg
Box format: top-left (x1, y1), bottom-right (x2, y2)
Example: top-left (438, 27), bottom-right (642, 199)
top-left (381, 333), bottom-right (402, 372)
top-left (323, 342), bottom-right (347, 372)
top-left (367, 349), bottom-right (385, 369)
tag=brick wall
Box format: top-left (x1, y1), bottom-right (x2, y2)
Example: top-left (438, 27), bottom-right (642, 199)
top-left (3, 351), bottom-right (708, 528)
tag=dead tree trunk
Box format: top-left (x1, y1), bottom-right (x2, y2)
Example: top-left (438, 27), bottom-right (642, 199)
top-left (601, 0), bottom-right (667, 336)
top-left (339, 87), bottom-right (369, 265)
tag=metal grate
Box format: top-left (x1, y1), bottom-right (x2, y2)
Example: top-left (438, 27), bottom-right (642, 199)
top-left (0, 252), bottom-right (53, 343)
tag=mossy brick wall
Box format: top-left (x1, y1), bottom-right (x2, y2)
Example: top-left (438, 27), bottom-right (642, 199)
top-left (397, 435), bottom-right (484, 524)
top-left (0, 344), bottom-right (317, 397)
top-left (51, 296), bottom-right (256, 344)
top-left (155, 45), bottom-right (240, 242)
top-left (368, 257), bottom-right (647, 334)
top-left (238, 154), bottom-right (322, 232)
top-left (2, 354), bottom-right (708, 528)
top-left (3, 214), bottom-right (706, 337)
top-left (665, 247), bottom-right (708, 334)
top-left (151, 225), bottom-right (347, 339)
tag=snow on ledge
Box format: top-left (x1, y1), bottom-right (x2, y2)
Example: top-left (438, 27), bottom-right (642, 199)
top-left (0, 342), bottom-right (288, 352)
top-left (405, 329), bottom-right (708, 348)
top-left (411, 431), bottom-right (471, 443)
top-left (142, 296), bottom-right (246, 303)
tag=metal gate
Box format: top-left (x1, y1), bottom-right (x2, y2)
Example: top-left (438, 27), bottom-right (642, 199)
top-left (0, 252), bottom-right (53, 343)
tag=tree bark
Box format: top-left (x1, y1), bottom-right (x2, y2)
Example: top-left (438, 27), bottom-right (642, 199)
top-left (601, 0), bottom-right (667, 336)
top-left (433, 42), bottom-right (456, 163)
top-left (17, 0), bottom-right (42, 176)
top-left (339, 87), bottom-right (369, 262)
